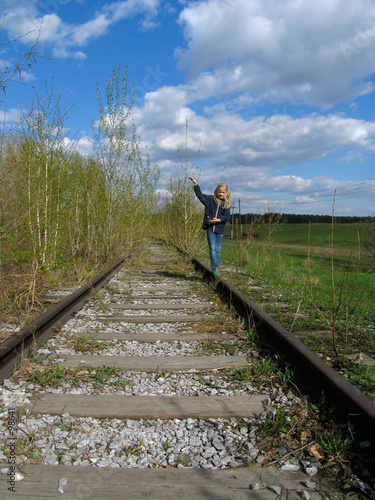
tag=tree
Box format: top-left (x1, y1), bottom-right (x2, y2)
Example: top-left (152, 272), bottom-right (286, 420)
top-left (0, 19), bottom-right (41, 276)
top-left (91, 65), bottom-right (159, 260)
top-left (18, 79), bottom-right (74, 269)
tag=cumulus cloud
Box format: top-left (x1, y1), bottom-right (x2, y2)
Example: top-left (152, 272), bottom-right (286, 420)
top-left (0, 0), bottom-right (161, 58)
top-left (175, 0), bottom-right (375, 107)
top-left (129, 80), bottom-right (375, 215)
top-left (134, 86), bottom-right (375, 167)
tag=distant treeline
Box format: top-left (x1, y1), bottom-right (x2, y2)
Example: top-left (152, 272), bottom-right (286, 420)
top-left (233, 213), bottom-right (370, 224)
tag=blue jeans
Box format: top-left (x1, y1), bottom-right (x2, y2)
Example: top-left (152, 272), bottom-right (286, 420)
top-left (207, 231), bottom-right (223, 270)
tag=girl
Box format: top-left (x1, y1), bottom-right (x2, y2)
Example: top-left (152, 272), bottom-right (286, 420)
top-left (189, 176), bottom-right (231, 275)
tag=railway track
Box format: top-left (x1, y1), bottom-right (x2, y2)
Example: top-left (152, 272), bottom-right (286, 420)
top-left (0, 243), bottom-right (374, 499)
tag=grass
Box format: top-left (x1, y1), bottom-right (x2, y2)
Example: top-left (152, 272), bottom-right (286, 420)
top-left (19, 362), bottom-right (127, 389)
top-left (259, 406), bottom-right (291, 436)
top-left (226, 356), bottom-right (294, 391)
top-left (175, 453), bottom-right (190, 466)
top-left (198, 339), bottom-right (248, 356)
top-left (319, 430), bottom-right (351, 457)
top-left (208, 222), bottom-right (375, 368)
top-left (68, 335), bottom-right (113, 353)
top-left (26, 363), bottom-right (65, 388)
top-left (344, 364), bottom-right (375, 393)
top-left (193, 221), bottom-right (375, 399)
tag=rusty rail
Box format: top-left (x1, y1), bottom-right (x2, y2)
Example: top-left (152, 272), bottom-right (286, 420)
top-left (0, 256), bottom-right (127, 382)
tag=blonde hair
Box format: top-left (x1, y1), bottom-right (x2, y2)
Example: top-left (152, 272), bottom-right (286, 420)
top-left (214, 183), bottom-right (231, 209)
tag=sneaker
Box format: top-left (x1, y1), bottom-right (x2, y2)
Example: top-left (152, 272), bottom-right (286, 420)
top-left (214, 269), bottom-right (220, 275)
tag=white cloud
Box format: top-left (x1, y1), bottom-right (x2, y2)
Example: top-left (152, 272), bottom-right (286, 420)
top-left (0, 106), bottom-right (21, 124)
top-left (135, 86), bottom-right (375, 165)
top-left (75, 135), bottom-right (95, 157)
top-left (175, 0), bottom-right (375, 107)
top-left (0, 0), bottom-right (161, 58)
top-left (128, 80), bottom-right (375, 215)
top-left (71, 13), bottom-right (111, 46)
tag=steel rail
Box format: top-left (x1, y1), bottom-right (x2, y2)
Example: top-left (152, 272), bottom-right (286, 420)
top-left (0, 255), bottom-right (127, 382)
top-left (193, 257), bottom-right (375, 439)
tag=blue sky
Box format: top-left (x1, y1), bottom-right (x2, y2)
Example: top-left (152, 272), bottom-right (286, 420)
top-left (1, 0), bottom-right (375, 216)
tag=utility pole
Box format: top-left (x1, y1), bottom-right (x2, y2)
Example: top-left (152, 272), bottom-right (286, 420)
top-left (239, 198), bottom-right (242, 233)
top-left (231, 202), bottom-right (236, 239)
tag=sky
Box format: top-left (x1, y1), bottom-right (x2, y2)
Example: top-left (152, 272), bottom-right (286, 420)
top-left (1, 0), bottom-right (375, 216)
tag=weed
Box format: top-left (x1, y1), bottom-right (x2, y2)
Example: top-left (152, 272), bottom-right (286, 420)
top-left (201, 316), bottom-right (226, 328)
top-left (70, 336), bottom-right (105, 353)
top-left (31, 355), bottom-right (45, 364)
top-left (14, 435), bottom-right (39, 462)
top-left (106, 284), bottom-right (121, 294)
top-left (97, 302), bottom-right (109, 312)
top-left (306, 197), bottom-right (363, 363)
top-left (277, 366), bottom-right (294, 389)
top-left (226, 356), bottom-right (294, 391)
top-left (26, 363), bottom-right (65, 388)
top-left (199, 339), bottom-right (216, 354)
top-left (229, 366), bottom-right (253, 382)
top-left (223, 341), bottom-right (245, 355)
top-left (259, 407), bottom-right (290, 435)
top-left (123, 445), bottom-right (142, 457)
top-left (320, 429), bottom-right (351, 457)
top-left (345, 363), bottom-right (375, 393)
top-left (253, 358), bottom-right (273, 377)
top-left (234, 216), bottom-right (260, 266)
top-left (198, 376), bottom-right (218, 388)
top-left (56, 419), bottom-right (76, 432)
top-left (113, 378), bottom-right (132, 388)
top-left (87, 365), bottom-right (119, 384)
top-left (175, 453), bottom-right (190, 466)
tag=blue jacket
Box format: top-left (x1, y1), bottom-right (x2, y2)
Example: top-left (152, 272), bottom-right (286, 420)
top-left (194, 184), bottom-right (231, 234)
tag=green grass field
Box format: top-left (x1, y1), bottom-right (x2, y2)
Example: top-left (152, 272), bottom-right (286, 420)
top-left (198, 222), bottom-right (375, 368)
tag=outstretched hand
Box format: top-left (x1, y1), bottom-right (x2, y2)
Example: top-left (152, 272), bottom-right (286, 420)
top-left (188, 176), bottom-right (197, 186)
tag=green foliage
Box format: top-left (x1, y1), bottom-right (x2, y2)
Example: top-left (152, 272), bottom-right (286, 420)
top-left (259, 406), bottom-right (290, 435)
top-left (219, 221), bottom-right (375, 365)
top-left (0, 65), bottom-right (159, 318)
top-left (227, 356), bottom-right (294, 390)
top-left (91, 65), bottom-right (159, 258)
top-left (27, 363), bottom-right (65, 388)
top-left (230, 366), bottom-right (253, 382)
top-left (345, 363), bottom-right (375, 392)
top-left (86, 365), bottom-right (119, 384)
top-left (122, 445), bottom-right (142, 457)
top-left (72, 336), bottom-right (105, 354)
top-left (319, 429), bottom-right (351, 457)
top-left (175, 453), bottom-right (190, 466)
